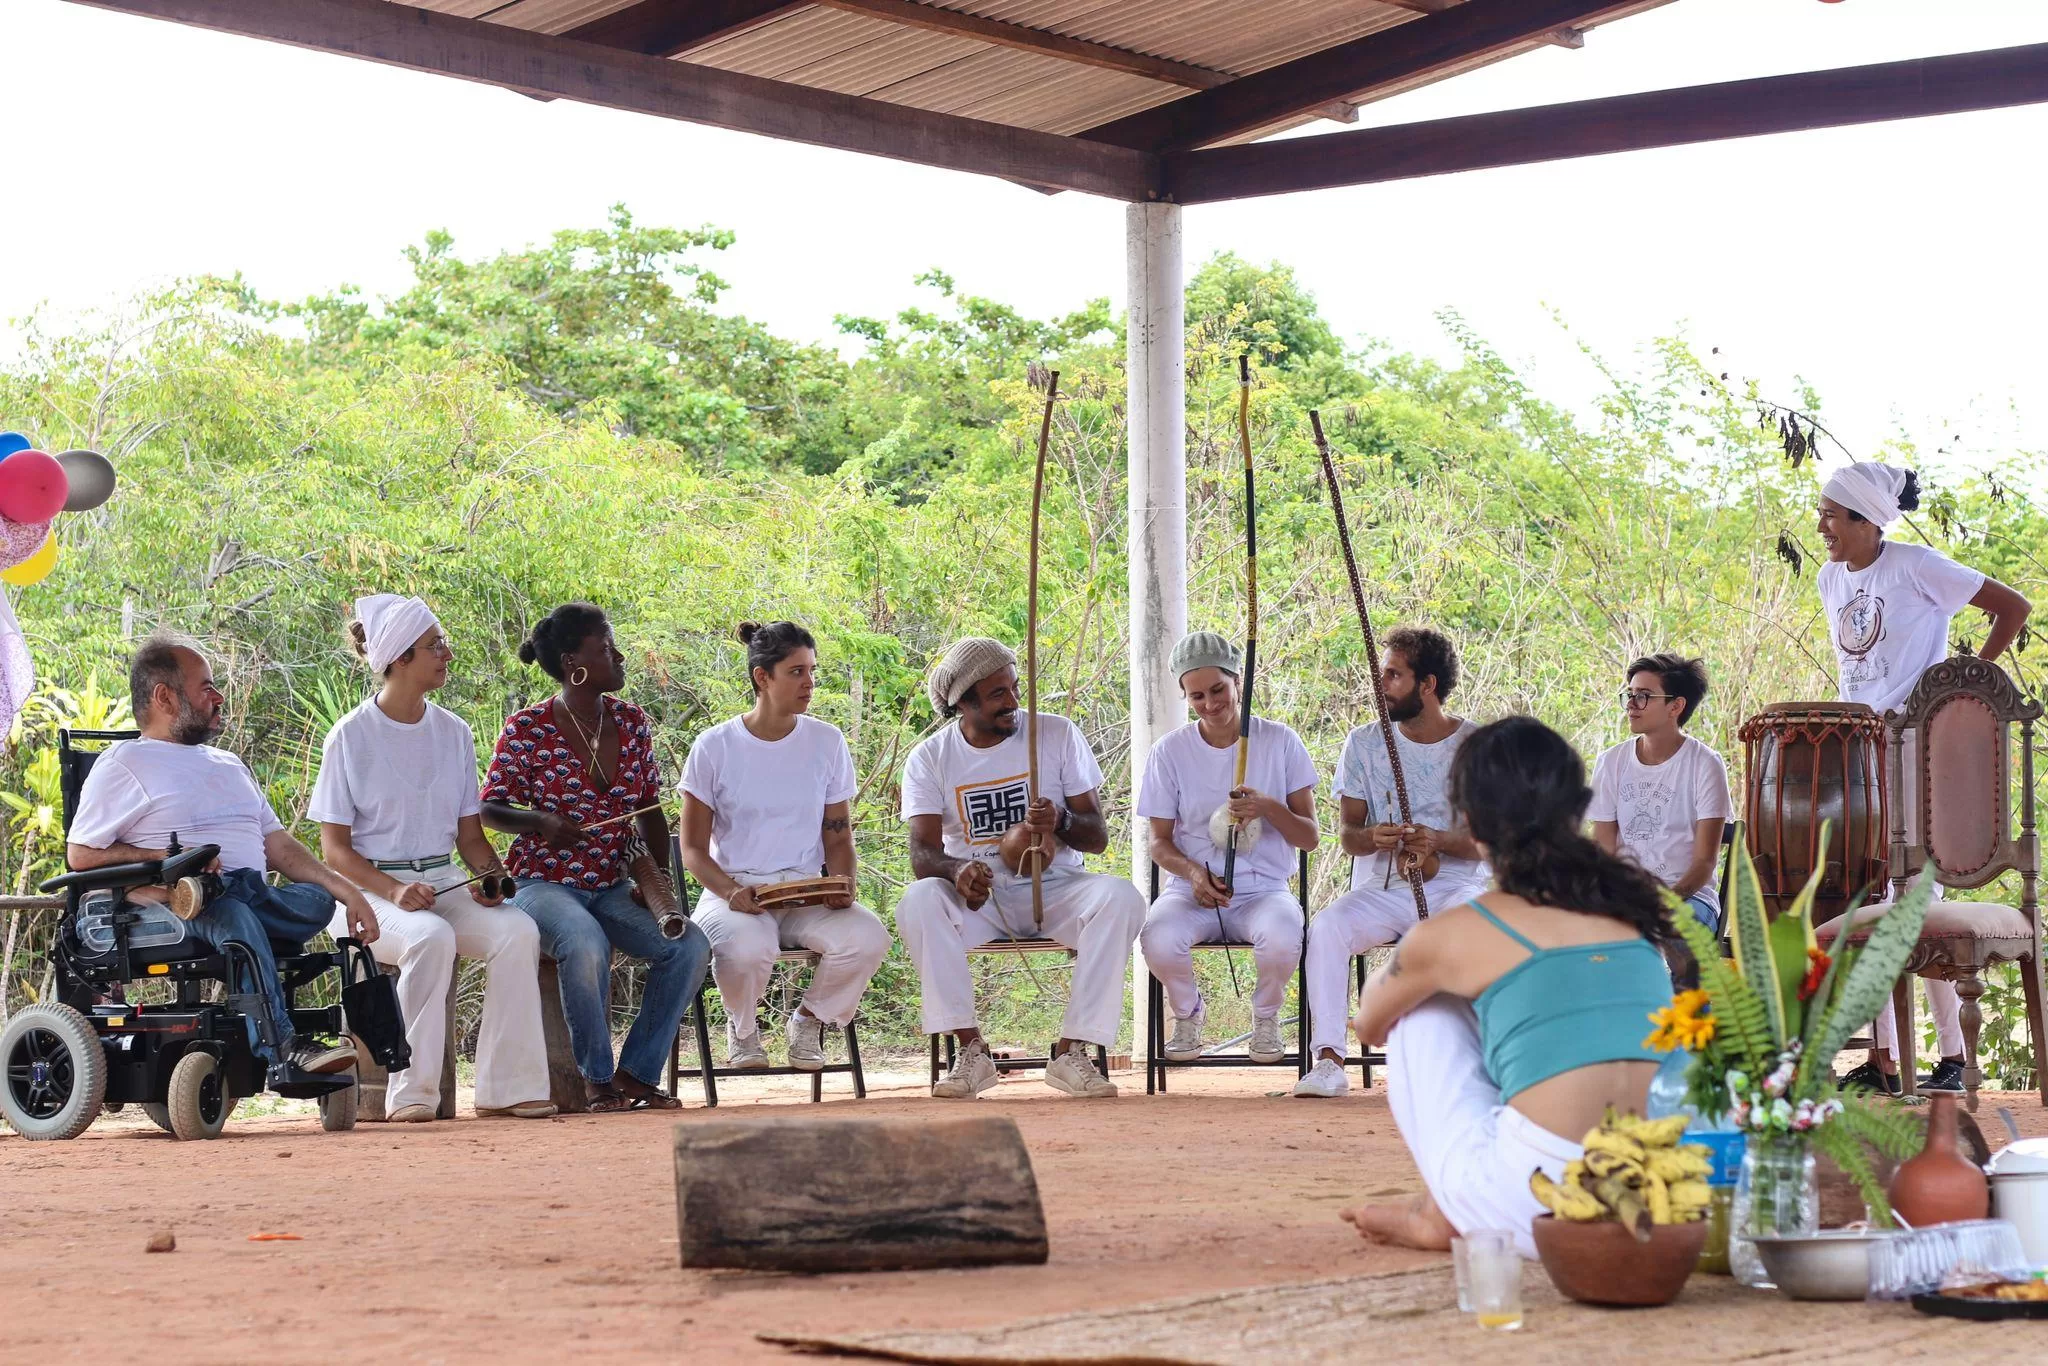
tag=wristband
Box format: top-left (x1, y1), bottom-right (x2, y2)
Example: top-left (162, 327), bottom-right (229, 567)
top-left (1055, 806), bottom-right (1072, 839)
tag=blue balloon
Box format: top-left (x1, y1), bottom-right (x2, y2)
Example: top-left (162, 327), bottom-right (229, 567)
top-left (0, 432), bottom-right (30, 460)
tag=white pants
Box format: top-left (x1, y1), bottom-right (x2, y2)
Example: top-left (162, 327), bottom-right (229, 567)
top-left (1305, 870), bottom-right (1490, 1058)
top-left (330, 863), bottom-right (550, 1113)
top-left (895, 867), bottom-right (1145, 1047)
top-left (1140, 887), bottom-right (1302, 1021)
top-left (1873, 977), bottom-right (1964, 1058)
top-left (694, 868), bottom-right (891, 1033)
top-left (1387, 995), bottom-right (1581, 1260)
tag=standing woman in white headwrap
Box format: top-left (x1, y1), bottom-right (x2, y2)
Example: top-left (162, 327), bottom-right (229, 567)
top-left (1815, 462), bottom-right (2031, 1098)
top-left (310, 595), bottom-right (556, 1122)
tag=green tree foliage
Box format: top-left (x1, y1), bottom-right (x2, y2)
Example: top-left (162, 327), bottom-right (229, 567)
top-left (2, 212), bottom-right (2044, 1059)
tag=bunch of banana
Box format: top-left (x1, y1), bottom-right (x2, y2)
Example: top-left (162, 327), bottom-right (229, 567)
top-left (1528, 1108), bottom-right (1713, 1243)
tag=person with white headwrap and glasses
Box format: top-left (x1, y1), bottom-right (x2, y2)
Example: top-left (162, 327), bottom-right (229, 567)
top-left (1815, 461), bottom-right (2031, 1098)
top-left (1138, 631), bottom-right (1318, 1064)
top-left (309, 595), bottom-right (556, 1122)
top-left (896, 637), bottom-right (1145, 1099)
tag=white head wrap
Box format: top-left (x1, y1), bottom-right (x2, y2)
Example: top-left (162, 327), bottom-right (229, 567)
top-left (927, 637), bottom-right (1017, 713)
top-left (1822, 461), bottom-right (1910, 529)
top-left (355, 594), bottom-right (440, 675)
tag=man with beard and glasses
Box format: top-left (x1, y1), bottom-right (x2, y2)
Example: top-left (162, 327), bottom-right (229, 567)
top-left (67, 632), bottom-right (377, 1085)
top-left (1295, 627), bottom-right (1489, 1098)
top-left (896, 637), bottom-right (1145, 1100)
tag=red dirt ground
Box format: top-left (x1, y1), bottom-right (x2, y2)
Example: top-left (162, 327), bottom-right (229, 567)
top-left (5, 1066), bottom-right (2047, 1363)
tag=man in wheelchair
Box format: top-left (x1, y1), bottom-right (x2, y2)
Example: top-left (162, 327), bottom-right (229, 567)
top-left (62, 634), bottom-right (379, 1090)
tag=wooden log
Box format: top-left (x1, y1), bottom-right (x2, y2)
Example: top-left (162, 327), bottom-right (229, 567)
top-left (349, 961), bottom-right (456, 1121)
top-left (673, 1115), bottom-right (1048, 1271)
top-left (537, 957), bottom-right (589, 1115)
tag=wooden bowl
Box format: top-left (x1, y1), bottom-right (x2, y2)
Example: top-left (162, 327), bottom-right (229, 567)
top-left (1531, 1216), bottom-right (1708, 1307)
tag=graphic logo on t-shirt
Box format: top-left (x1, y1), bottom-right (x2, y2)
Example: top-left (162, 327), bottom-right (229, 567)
top-left (1836, 589), bottom-right (1885, 659)
top-left (1619, 776), bottom-right (1676, 852)
top-left (957, 774), bottom-right (1031, 845)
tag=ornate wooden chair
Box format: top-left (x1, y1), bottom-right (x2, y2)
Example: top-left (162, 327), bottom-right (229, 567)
top-left (1821, 654), bottom-right (2047, 1111)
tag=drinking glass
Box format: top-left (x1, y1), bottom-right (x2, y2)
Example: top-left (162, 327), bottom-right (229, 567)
top-left (1450, 1236), bottom-right (1473, 1312)
top-left (1463, 1229), bottom-right (1522, 1331)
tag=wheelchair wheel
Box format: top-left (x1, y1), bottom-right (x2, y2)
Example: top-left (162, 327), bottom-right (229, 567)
top-left (141, 1101), bottom-right (175, 1134)
top-left (1, 1004), bottom-right (106, 1141)
top-left (165, 1050), bottom-right (232, 1140)
top-left (319, 1077), bottom-right (358, 1132)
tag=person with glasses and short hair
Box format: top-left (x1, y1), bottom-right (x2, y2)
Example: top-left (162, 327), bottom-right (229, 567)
top-left (311, 595), bottom-right (556, 1122)
top-left (1587, 654), bottom-right (1730, 934)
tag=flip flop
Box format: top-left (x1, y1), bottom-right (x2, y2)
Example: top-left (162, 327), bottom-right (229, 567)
top-left (584, 1091), bottom-right (633, 1114)
top-left (625, 1089), bottom-right (682, 1110)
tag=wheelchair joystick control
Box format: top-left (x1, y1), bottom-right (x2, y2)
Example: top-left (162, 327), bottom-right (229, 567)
top-left (163, 832), bottom-right (214, 922)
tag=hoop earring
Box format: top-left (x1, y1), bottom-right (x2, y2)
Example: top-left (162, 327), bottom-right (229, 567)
top-left (569, 666), bottom-right (589, 687)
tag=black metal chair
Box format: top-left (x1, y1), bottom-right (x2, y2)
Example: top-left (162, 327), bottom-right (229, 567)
top-left (927, 929), bottom-right (1110, 1086)
top-left (664, 838), bottom-right (866, 1107)
top-left (1145, 849), bottom-right (1311, 1093)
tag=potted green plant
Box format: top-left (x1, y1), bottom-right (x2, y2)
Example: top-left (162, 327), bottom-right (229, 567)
top-left (1648, 828), bottom-right (1932, 1285)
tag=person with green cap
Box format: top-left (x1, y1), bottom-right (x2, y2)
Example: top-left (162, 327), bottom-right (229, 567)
top-left (1137, 631), bottom-right (1319, 1065)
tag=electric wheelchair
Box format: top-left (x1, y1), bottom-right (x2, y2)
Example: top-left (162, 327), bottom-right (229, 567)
top-left (0, 728), bottom-right (377, 1141)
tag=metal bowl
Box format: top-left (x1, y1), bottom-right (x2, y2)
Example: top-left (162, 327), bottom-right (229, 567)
top-left (1750, 1229), bottom-right (1896, 1300)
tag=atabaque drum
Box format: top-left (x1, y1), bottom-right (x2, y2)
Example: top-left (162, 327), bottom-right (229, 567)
top-left (1739, 702), bottom-right (1889, 922)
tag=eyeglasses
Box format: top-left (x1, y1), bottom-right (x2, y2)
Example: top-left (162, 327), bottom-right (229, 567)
top-left (1619, 690), bottom-right (1679, 709)
top-left (423, 634), bottom-right (455, 658)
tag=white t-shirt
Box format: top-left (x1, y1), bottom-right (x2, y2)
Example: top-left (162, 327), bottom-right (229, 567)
top-left (1588, 734), bottom-right (1733, 919)
top-left (1137, 717), bottom-right (1316, 897)
top-left (901, 714), bottom-right (1103, 873)
top-left (69, 737), bottom-right (285, 875)
top-left (1332, 718), bottom-right (1482, 891)
top-left (1819, 540), bottom-right (1984, 716)
top-left (680, 714), bottom-right (857, 878)
top-left (306, 698), bottom-right (482, 862)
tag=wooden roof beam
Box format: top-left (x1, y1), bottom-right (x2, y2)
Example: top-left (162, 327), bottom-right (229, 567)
top-left (562, 1), bottom-right (807, 58)
top-left (813, 0), bottom-right (1357, 124)
top-left (1079, 0), bottom-right (1641, 152)
top-left (66, 0), bottom-right (1159, 200)
top-left (1376, 0), bottom-right (1584, 50)
top-left (1164, 40), bottom-right (2048, 204)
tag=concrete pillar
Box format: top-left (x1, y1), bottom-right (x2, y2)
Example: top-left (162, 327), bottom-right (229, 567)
top-left (1124, 201), bottom-right (1185, 1063)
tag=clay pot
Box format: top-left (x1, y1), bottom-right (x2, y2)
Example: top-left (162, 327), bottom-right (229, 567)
top-left (1889, 1091), bottom-right (1990, 1227)
top-left (1531, 1216), bottom-right (1708, 1307)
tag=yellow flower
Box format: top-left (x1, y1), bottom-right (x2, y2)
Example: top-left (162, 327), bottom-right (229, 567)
top-left (1644, 989), bottom-right (1716, 1052)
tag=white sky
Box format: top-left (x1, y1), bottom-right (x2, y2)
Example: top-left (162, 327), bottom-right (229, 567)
top-left (4, 0), bottom-right (2047, 476)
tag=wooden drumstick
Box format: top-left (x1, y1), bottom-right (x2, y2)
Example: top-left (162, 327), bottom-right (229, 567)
top-left (581, 801), bottom-right (665, 833)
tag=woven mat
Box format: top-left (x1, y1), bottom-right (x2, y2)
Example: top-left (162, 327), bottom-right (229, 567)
top-left (761, 1264), bottom-right (2048, 1364)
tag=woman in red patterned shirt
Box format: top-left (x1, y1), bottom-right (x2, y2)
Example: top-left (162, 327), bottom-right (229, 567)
top-left (482, 602), bottom-right (707, 1112)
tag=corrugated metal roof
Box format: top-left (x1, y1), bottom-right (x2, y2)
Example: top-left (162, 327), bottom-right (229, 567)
top-left (430, 1), bottom-right (1669, 145)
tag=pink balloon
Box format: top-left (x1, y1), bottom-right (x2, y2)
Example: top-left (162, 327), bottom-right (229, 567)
top-left (0, 450), bottom-right (68, 524)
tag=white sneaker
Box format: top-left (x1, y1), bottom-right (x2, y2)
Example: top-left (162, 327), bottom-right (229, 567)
top-left (727, 1024), bottom-right (770, 1070)
top-left (785, 1012), bottom-right (828, 1073)
top-left (1164, 1012), bottom-right (1206, 1062)
top-left (1044, 1044), bottom-right (1118, 1099)
top-left (932, 1039), bottom-right (1000, 1099)
top-left (1248, 1015), bottom-right (1287, 1064)
top-left (1292, 1057), bottom-right (1350, 1098)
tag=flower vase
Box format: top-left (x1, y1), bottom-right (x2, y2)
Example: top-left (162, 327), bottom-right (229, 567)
top-left (1730, 1134), bottom-right (1817, 1288)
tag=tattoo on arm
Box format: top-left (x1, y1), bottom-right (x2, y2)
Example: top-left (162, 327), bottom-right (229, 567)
top-left (822, 817), bottom-right (849, 832)
top-left (1386, 945), bottom-right (1404, 977)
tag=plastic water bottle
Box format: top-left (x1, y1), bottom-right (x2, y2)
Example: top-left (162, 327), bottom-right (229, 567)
top-left (1646, 1048), bottom-right (1742, 1276)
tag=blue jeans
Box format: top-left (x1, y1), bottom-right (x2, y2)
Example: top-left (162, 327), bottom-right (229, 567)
top-left (514, 877), bottom-right (709, 1089)
top-left (184, 867), bottom-right (335, 1065)
top-left (1683, 893), bottom-right (1721, 937)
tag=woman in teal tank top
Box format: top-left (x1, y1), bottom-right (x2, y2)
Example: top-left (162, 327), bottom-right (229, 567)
top-left (1340, 717), bottom-right (1678, 1259)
